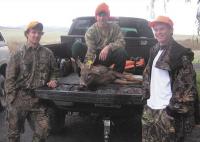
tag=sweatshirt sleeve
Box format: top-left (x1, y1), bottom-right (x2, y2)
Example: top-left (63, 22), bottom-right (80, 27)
top-left (5, 53), bottom-right (20, 103)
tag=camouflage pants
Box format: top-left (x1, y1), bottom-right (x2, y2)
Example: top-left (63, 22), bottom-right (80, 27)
top-left (142, 105), bottom-right (177, 142)
top-left (142, 105), bottom-right (195, 142)
top-left (6, 90), bottom-right (49, 142)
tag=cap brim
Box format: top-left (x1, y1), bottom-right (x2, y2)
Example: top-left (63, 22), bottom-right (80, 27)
top-left (26, 22), bottom-right (43, 32)
top-left (148, 21), bottom-right (158, 27)
top-left (33, 23), bottom-right (43, 30)
top-left (148, 21), bottom-right (172, 28)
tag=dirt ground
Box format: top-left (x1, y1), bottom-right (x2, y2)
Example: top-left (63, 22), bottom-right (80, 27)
top-left (0, 110), bottom-right (200, 142)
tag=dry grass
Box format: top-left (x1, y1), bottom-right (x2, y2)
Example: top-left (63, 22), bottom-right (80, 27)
top-left (193, 50), bottom-right (200, 64)
top-left (1, 28), bottom-right (66, 53)
top-left (174, 34), bottom-right (200, 50)
top-left (177, 39), bottom-right (200, 50)
top-left (7, 41), bottom-right (24, 54)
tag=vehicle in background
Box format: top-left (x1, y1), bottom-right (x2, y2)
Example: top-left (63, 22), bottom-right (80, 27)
top-left (0, 32), bottom-right (10, 110)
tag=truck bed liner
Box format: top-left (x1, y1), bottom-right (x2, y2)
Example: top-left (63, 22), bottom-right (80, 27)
top-left (35, 73), bottom-right (143, 106)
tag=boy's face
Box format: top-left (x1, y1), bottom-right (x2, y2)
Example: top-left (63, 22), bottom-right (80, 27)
top-left (27, 29), bottom-right (43, 45)
top-left (96, 12), bottom-right (109, 28)
top-left (153, 23), bottom-right (173, 45)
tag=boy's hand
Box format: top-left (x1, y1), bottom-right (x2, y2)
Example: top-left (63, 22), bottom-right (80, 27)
top-left (47, 80), bottom-right (57, 88)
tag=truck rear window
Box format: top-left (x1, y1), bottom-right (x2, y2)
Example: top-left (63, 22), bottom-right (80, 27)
top-left (121, 27), bottom-right (138, 37)
top-left (70, 19), bottom-right (93, 35)
top-left (75, 19), bottom-right (91, 29)
top-left (69, 17), bottom-right (154, 38)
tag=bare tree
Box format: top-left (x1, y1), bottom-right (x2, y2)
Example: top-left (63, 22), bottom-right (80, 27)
top-left (148, 0), bottom-right (200, 35)
top-left (197, 0), bottom-right (200, 35)
top-left (150, 0), bottom-right (155, 19)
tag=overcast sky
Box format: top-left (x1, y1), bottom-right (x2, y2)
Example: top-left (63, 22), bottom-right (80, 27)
top-left (0, 0), bottom-right (199, 35)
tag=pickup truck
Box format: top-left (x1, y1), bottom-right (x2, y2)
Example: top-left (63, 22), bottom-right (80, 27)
top-left (36, 16), bottom-right (156, 141)
top-left (0, 32), bottom-right (10, 110)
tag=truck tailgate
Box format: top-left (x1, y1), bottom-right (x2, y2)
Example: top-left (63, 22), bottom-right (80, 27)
top-left (35, 73), bottom-right (143, 106)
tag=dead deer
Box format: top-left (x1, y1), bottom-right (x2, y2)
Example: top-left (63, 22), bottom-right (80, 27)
top-left (72, 58), bottom-right (143, 89)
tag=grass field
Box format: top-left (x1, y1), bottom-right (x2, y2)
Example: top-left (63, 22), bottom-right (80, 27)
top-left (193, 50), bottom-right (200, 64)
top-left (0, 27), bottom-right (66, 53)
top-left (1, 27), bottom-right (66, 44)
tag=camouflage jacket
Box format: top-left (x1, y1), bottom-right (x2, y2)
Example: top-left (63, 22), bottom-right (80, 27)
top-left (143, 39), bottom-right (199, 121)
top-left (5, 44), bottom-right (59, 103)
top-left (85, 22), bottom-right (125, 63)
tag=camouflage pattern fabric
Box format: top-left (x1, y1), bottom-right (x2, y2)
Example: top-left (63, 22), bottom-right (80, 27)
top-left (142, 105), bottom-right (175, 142)
top-left (5, 44), bottom-right (59, 142)
top-left (5, 44), bottom-right (59, 104)
top-left (142, 105), bottom-right (195, 142)
top-left (142, 39), bottom-right (199, 141)
top-left (7, 90), bottom-right (49, 142)
top-left (84, 22), bottom-right (126, 64)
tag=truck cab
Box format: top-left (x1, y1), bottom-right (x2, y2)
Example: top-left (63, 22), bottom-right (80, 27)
top-left (61, 16), bottom-right (156, 72)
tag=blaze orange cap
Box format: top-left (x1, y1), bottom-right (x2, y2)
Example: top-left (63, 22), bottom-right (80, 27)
top-left (95, 3), bottom-right (110, 17)
top-left (25, 21), bottom-right (43, 32)
top-left (149, 16), bottom-right (173, 28)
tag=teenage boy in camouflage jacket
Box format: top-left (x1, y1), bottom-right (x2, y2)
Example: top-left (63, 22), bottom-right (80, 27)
top-left (142, 16), bottom-right (200, 142)
top-left (72, 3), bottom-right (127, 73)
top-left (5, 21), bottom-right (59, 142)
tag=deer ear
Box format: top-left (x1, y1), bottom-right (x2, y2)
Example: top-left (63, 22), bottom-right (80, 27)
top-left (73, 58), bottom-right (84, 69)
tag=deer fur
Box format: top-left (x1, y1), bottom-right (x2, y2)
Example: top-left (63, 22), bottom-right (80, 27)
top-left (73, 58), bottom-right (142, 88)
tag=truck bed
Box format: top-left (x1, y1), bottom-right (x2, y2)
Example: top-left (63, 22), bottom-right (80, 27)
top-left (35, 73), bottom-right (143, 109)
